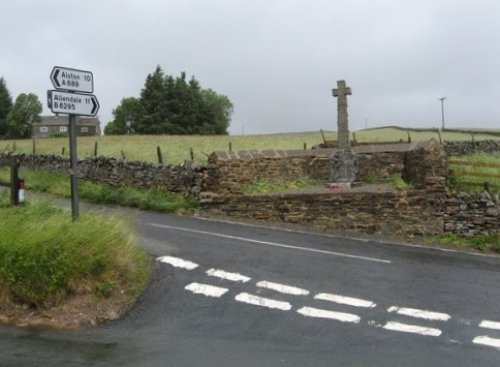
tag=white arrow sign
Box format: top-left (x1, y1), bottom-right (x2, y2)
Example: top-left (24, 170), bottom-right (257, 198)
top-left (47, 90), bottom-right (99, 116)
top-left (50, 66), bottom-right (94, 93)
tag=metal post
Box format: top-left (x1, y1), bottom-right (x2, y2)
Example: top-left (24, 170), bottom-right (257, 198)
top-left (68, 114), bottom-right (79, 220)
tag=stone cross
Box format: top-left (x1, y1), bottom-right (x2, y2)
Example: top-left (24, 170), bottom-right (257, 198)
top-left (330, 80), bottom-right (357, 183)
top-left (332, 80), bottom-right (351, 150)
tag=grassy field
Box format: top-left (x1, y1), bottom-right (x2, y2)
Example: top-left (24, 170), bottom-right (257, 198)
top-left (447, 152), bottom-right (500, 193)
top-left (2, 127), bottom-right (500, 165)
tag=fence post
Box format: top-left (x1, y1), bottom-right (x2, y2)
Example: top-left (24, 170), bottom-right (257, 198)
top-left (229, 142), bottom-right (232, 152)
top-left (32, 139), bottom-right (36, 154)
top-left (437, 130), bottom-right (442, 144)
top-left (94, 141), bottom-right (98, 157)
top-left (157, 146), bottom-right (163, 164)
top-left (10, 161), bottom-right (19, 206)
top-left (303, 142), bottom-right (307, 150)
top-left (190, 147), bottom-right (194, 160)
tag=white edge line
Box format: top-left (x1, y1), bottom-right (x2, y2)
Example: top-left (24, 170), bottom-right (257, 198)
top-left (235, 292), bottom-right (292, 311)
top-left (383, 321), bottom-right (442, 337)
top-left (206, 268), bottom-right (251, 283)
top-left (195, 216), bottom-right (500, 259)
top-left (315, 293), bottom-right (376, 308)
top-left (256, 281), bottom-right (310, 296)
top-left (479, 320), bottom-right (500, 331)
top-left (149, 223), bottom-right (391, 264)
top-left (157, 256), bottom-right (199, 270)
top-left (473, 336), bottom-right (500, 349)
top-left (185, 282), bottom-right (229, 298)
top-left (387, 306), bottom-right (451, 322)
top-left (297, 307), bottom-right (360, 324)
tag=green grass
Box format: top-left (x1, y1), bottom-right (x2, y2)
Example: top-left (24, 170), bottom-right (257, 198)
top-left (426, 233), bottom-right (500, 253)
top-left (0, 167), bottom-right (197, 213)
top-left (447, 152), bottom-right (500, 194)
top-left (1, 132), bottom-right (335, 165)
top-left (0, 196), bottom-right (150, 307)
top-left (242, 178), bottom-right (323, 194)
top-left (2, 127), bottom-right (499, 165)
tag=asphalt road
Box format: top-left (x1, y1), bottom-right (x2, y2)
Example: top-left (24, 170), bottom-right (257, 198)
top-left (1, 206), bottom-right (500, 366)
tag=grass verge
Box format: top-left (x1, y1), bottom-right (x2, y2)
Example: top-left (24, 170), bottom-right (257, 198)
top-left (0, 194), bottom-right (150, 309)
top-left (425, 233), bottom-right (500, 253)
top-left (0, 167), bottom-right (198, 213)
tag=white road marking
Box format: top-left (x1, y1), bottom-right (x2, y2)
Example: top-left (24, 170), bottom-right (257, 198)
top-left (315, 293), bottom-right (376, 308)
top-left (297, 307), bottom-right (361, 324)
top-left (383, 321), bottom-right (442, 337)
top-left (235, 292), bottom-right (292, 311)
top-left (157, 256), bottom-right (199, 270)
top-left (149, 223), bottom-right (391, 264)
top-left (387, 306), bottom-right (451, 322)
top-left (197, 216), bottom-right (500, 259)
top-left (479, 320), bottom-right (500, 331)
top-left (473, 336), bottom-right (500, 349)
top-left (206, 268), bottom-right (251, 283)
top-left (185, 282), bottom-right (229, 298)
top-left (256, 281), bottom-right (310, 296)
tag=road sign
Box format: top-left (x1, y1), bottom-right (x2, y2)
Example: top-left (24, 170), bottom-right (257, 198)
top-left (47, 90), bottom-right (99, 116)
top-left (50, 66), bottom-right (94, 93)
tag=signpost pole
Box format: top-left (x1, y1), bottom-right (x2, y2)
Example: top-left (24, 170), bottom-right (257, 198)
top-left (48, 65), bottom-right (99, 221)
top-left (68, 114), bottom-right (79, 220)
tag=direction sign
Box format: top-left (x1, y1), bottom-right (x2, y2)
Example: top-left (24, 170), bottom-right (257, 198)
top-left (50, 66), bottom-right (94, 93)
top-left (47, 90), bottom-right (99, 116)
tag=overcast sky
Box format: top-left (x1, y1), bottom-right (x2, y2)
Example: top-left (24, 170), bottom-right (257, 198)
top-left (1, 0), bottom-right (499, 134)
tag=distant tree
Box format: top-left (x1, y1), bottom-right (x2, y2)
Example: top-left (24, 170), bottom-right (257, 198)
top-left (104, 97), bottom-right (142, 135)
top-left (198, 89), bottom-right (233, 135)
top-left (112, 65), bottom-right (233, 135)
top-left (6, 93), bottom-right (42, 138)
top-left (135, 65), bottom-right (169, 135)
top-left (0, 77), bottom-right (13, 138)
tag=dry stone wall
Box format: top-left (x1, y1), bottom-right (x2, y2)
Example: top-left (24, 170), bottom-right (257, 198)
top-left (201, 177), bottom-right (447, 236)
top-left (444, 140), bottom-right (500, 156)
top-left (0, 154), bottom-right (205, 195)
top-left (445, 191), bottom-right (500, 236)
top-left (205, 140), bottom-right (446, 194)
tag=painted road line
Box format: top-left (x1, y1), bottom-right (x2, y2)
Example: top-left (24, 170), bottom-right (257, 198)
top-left (382, 321), bottom-right (442, 337)
top-left (235, 292), bottom-right (292, 311)
top-left (297, 307), bottom-right (361, 324)
top-left (149, 223), bottom-right (391, 264)
top-left (315, 293), bottom-right (376, 308)
top-left (256, 281), bottom-right (310, 296)
top-left (157, 256), bottom-right (199, 270)
top-left (479, 320), bottom-right (500, 331)
top-left (185, 283), bottom-right (229, 298)
top-left (473, 336), bottom-right (500, 349)
top-left (206, 268), bottom-right (251, 283)
top-left (387, 306), bottom-right (451, 322)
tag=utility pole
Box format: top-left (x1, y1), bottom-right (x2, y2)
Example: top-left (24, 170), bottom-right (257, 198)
top-left (438, 97), bottom-right (446, 130)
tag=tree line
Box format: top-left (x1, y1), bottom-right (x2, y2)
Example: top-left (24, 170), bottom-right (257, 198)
top-left (104, 66), bottom-right (233, 135)
top-left (0, 77), bottom-right (42, 139)
top-left (0, 65), bottom-right (233, 139)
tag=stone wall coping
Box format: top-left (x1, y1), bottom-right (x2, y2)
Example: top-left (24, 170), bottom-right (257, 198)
top-left (212, 140), bottom-right (438, 160)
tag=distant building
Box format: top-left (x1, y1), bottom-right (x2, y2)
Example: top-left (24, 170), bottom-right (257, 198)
top-left (32, 115), bottom-right (101, 138)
